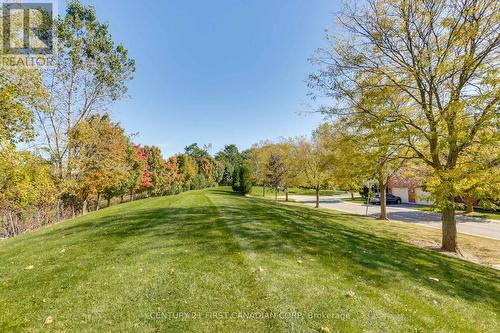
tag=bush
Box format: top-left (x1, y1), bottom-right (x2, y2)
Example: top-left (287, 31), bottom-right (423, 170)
top-left (192, 173), bottom-right (212, 190)
top-left (359, 185), bottom-right (377, 199)
top-left (232, 165), bottom-right (252, 195)
top-left (238, 165), bottom-right (253, 195)
top-left (359, 186), bottom-right (369, 199)
top-left (231, 168), bottom-right (240, 192)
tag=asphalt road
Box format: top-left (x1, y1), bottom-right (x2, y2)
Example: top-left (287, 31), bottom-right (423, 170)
top-left (290, 195), bottom-right (500, 240)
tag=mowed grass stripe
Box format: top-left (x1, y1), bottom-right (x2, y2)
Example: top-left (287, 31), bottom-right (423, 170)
top-left (0, 187), bottom-right (498, 332)
top-left (0, 190), bottom-right (277, 332)
top-left (208, 190), bottom-right (499, 332)
top-left (0, 193), bottom-right (187, 331)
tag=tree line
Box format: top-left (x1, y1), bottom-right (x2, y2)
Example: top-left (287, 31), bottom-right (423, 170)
top-left (241, 137), bottom-right (333, 206)
top-left (237, 0), bottom-right (499, 253)
top-left (1, 1), bottom-right (135, 236)
top-left (0, 1), bottom-right (245, 237)
top-left (2, 0), bottom-right (498, 254)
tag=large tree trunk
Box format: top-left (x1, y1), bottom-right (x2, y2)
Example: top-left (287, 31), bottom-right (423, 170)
top-left (315, 186), bottom-right (320, 208)
top-left (442, 205), bottom-right (457, 252)
top-left (378, 179), bottom-right (388, 220)
top-left (465, 197), bottom-right (474, 213)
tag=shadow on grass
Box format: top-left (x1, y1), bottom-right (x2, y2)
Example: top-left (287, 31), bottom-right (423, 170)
top-left (15, 188), bottom-right (500, 310)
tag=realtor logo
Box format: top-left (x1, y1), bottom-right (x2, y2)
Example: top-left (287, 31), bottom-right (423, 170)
top-left (2, 1), bottom-right (54, 55)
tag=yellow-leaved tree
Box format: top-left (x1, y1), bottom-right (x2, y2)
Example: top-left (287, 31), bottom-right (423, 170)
top-left (309, 0), bottom-right (499, 251)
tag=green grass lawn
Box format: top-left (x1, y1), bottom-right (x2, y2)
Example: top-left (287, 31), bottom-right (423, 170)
top-left (466, 209), bottom-right (500, 221)
top-left (251, 186), bottom-right (343, 198)
top-left (1, 188), bottom-right (499, 332)
top-left (409, 205), bottom-right (500, 221)
top-left (343, 198), bottom-right (500, 221)
top-left (342, 197), bottom-right (367, 204)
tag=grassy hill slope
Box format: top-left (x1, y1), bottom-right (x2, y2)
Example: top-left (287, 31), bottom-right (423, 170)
top-left (0, 188), bottom-right (498, 332)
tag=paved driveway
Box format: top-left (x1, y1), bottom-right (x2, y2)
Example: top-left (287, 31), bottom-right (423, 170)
top-left (290, 195), bottom-right (500, 240)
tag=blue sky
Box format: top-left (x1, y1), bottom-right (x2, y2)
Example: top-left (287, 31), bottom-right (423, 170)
top-left (73, 0), bottom-right (340, 156)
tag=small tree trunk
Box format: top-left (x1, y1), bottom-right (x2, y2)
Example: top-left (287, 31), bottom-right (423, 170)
top-left (56, 200), bottom-right (61, 222)
top-left (96, 193), bottom-right (101, 211)
top-left (315, 186), bottom-right (320, 208)
top-left (285, 188), bottom-right (289, 202)
top-left (379, 190), bottom-right (387, 220)
top-left (120, 195), bottom-right (124, 203)
top-left (82, 199), bottom-right (88, 215)
top-left (130, 190), bottom-right (133, 201)
top-left (107, 197), bottom-right (111, 207)
top-left (263, 185), bottom-right (266, 197)
top-left (465, 198), bottom-right (474, 213)
top-left (8, 212), bottom-right (17, 237)
top-left (378, 179), bottom-right (388, 220)
top-left (442, 205), bottom-right (457, 252)
top-left (350, 191), bottom-right (354, 200)
top-left (275, 188), bottom-right (278, 201)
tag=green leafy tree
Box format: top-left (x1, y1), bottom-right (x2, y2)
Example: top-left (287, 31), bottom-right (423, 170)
top-left (212, 160), bottom-right (225, 185)
top-left (0, 67), bottom-right (45, 144)
top-left (293, 136), bottom-right (333, 208)
top-left (266, 153), bottom-right (286, 201)
top-left (191, 173), bottom-right (212, 190)
top-left (144, 146), bottom-right (168, 196)
top-left (215, 144), bottom-right (242, 185)
top-left (245, 142), bottom-right (272, 196)
top-left (238, 165), bottom-right (253, 195)
top-left (318, 87), bottom-right (409, 219)
top-left (36, 0), bottom-right (135, 180)
top-left (0, 144), bottom-right (56, 236)
top-left (317, 123), bottom-right (370, 200)
top-left (275, 140), bottom-right (301, 202)
top-left (185, 143), bottom-right (210, 165)
top-left (231, 168), bottom-right (241, 192)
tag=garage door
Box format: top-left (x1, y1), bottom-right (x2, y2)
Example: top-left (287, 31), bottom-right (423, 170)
top-left (392, 187), bottom-right (409, 203)
top-left (415, 187), bottom-right (433, 205)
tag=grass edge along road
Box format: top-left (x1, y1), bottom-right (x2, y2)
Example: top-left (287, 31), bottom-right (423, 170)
top-left (0, 187), bottom-right (499, 332)
top-left (250, 186), bottom-right (344, 198)
top-left (341, 197), bottom-right (500, 221)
